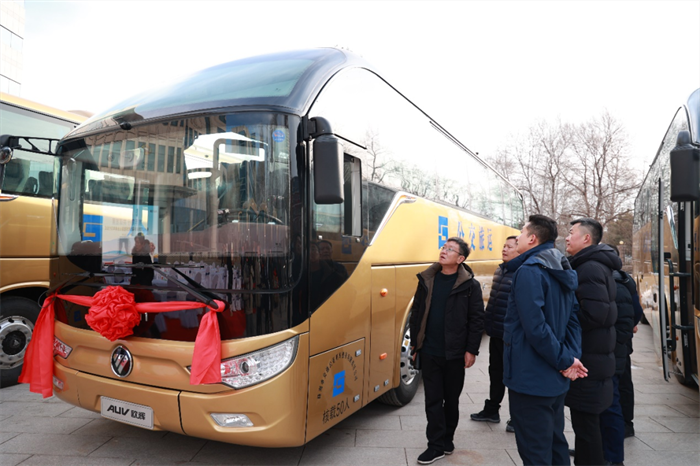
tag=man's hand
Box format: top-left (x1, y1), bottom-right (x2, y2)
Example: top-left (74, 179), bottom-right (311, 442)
top-left (560, 358), bottom-right (588, 381)
top-left (464, 352), bottom-right (476, 368)
top-left (633, 325), bottom-right (638, 334)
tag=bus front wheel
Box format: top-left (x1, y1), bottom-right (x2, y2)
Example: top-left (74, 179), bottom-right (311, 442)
top-left (0, 297), bottom-right (39, 388)
top-left (379, 317), bottom-right (421, 406)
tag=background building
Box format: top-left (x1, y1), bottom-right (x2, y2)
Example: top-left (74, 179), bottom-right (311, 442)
top-left (1, 0), bottom-right (25, 96)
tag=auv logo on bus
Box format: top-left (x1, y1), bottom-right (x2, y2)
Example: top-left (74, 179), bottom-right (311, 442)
top-left (438, 216), bottom-right (493, 252)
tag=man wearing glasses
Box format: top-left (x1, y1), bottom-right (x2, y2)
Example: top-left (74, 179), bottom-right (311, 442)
top-left (410, 237), bottom-right (485, 464)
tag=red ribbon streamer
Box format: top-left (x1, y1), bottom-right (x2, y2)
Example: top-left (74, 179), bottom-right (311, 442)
top-left (19, 286), bottom-right (225, 398)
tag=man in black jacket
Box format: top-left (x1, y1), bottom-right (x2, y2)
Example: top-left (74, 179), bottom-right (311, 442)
top-left (565, 218), bottom-right (622, 466)
top-left (597, 243), bottom-right (636, 465)
top-left (470, 235), bottom-right (521, 432)
top-left (410, 237), bottom-right (485, 465)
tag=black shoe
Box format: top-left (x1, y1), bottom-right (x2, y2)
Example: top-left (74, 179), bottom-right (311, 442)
top-left (444, 440), bottom-right (454, 455)
top-left (505, 419), bottom-right (515, 433)
top-left (624, 424), bottom-right (635, 438)
top-left (569, 449), bottom-right (575, 457)
top-left (470, 409), bottom-right (500, 423)
top-left (417, 448), bottom-right (445, 464)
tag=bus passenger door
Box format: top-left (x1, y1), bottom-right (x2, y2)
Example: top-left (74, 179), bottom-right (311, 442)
top-left (366, 266), bottom-right (396, 403)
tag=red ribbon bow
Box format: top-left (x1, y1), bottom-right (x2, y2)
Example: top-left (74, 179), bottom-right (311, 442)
top-left (19, 286), bottom-right (225, 398)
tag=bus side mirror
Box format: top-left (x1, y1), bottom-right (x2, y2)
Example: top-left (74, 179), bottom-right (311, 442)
top-left (311, 118), bottom-right (343, 205)
top-left (670, 130), bottom-right (700, 202)
top-left (0, 134), bottom-right (17, 165)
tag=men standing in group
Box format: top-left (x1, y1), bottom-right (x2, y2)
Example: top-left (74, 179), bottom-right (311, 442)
top-left (410, 237), bottom-right (485, 464)
top-left (471, 235), bottom-right (522, 432)
top-left (565, 218), bottom-right (622, 466)
top-left (504, 214), bottom-right (586, 466)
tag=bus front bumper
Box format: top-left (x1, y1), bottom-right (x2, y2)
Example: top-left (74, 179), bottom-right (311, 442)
top-left (52, 334), bottom-right (310, 447)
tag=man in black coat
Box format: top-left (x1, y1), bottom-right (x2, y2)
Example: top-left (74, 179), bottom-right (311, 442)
top-left (470, 235), bottom-right (521, 432)
top-left (410, 237), bottom-right (485, 465)
top-left (598, 243), bottom-right (636, 465)
top-left (565, 218), bottom-right (622, 466)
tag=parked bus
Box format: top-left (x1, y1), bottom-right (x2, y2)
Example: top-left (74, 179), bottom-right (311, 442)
top-left (8, 49), bottom-right (524, 446)
top-left (0, 93), bottom-right (88, 387)
top-left (633, 88), bottom-right (699, 386)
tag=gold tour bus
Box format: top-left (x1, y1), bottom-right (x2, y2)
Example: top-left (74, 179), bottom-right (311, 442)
top-left (4, 48), bottom-right (523, 446)
top-left (0, 93), bottom-right (88, 387)
top-left (633, 88), bottom-right (699, 386)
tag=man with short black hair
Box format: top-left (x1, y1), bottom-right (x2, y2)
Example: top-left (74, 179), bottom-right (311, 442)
top-left (410, 237), bottom-right (484, 464)
top-left (471, 235), bottom-right (521, 432)
top-left (504, 214), bottom-right (585, 466)
top-left (565, 218), bottom-right (622, 466)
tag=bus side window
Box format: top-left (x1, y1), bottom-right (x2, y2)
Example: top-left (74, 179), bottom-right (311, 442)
top-left (344, 155), bottom-right (362, 237)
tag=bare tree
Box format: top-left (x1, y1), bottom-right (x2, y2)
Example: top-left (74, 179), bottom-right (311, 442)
top-left (569, 111), bottom-right (640, 226)
top-left (486, 111), bottom-right (641, 239)
top-left (488, 118), bottom-right (577, 234)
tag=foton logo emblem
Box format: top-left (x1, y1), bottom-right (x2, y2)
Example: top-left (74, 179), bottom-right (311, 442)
top-left (110, 346), bottom-right (133, 378)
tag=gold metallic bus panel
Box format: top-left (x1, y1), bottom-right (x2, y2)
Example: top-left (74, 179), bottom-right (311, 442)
top-left (366, 266), bottom-right (395, 403)
top-left (75, 370), bottom-right (183, 434)
top-left (306, 339), bottom-right (365, 443)
top-left (0, 195), bottom-right (52, 258)
top-left (362, 197), bottom-right (519, 266)
top-left (0, 258), bottom-right (49, 293)
top-left (54, 321), bottom-right (308, 394)
top-left (309, 269), bottom-right (370, 357)
top-left (52, 363), bottom-right (80, 407)
top-left (179, 332), bottom-right (310, 447)
top-left (393, 265), bottom-right (427, 384)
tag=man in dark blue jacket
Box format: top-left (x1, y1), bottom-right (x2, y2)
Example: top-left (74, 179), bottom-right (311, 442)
top-left (471, 235), bottom-right (521, 432)
top-left (504, 214), bottom-right (586, 466)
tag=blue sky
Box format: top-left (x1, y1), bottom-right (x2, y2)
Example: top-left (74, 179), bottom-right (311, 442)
top-left (20, 0), bottom-right (700, 168)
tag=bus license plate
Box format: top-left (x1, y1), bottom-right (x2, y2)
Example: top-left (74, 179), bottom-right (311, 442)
top-left (101, 396), bottom-right (154, 429)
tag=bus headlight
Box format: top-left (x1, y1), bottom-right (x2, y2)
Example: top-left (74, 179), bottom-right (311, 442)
top-left (220, 335), bottom-right (298, 389)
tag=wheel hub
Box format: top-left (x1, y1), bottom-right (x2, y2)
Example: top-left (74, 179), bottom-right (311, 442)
top-left (0, 316), bottom-right (34, 369)
top-left (399, 327), bottom-right (419, 385)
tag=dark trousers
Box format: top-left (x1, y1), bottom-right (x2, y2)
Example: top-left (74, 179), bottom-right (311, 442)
top-left (485, 336), bottom-right (506, 412)
top-left (509, 390), bottom-right (569, 466)
top-left (619, 354), bottom-right (635, 428)
top-left (570, 409), bottom-right (605, 466)
top-left (600, 375), bottom-right (625, 463)
top-left (421, 353), bottom-right (465, 452)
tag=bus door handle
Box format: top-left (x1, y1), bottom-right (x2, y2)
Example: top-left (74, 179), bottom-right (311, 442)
top-left (664, 258), bottom-right (679, 351)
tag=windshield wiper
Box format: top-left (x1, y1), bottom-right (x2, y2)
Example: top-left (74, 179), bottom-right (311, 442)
top-left (120, 263), bottom-right (221, 309)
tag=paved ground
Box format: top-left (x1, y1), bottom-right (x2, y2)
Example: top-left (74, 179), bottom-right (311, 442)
top-left (0, 323), bottom-right (697, 466)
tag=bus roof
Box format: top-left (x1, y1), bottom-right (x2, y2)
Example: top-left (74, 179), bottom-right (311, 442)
top-left (68, 48), bottom-right (370, 139)
top-left (1, 92), bottom-right (91, 124)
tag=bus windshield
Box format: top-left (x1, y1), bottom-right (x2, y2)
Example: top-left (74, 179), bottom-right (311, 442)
top-left (56, 112), bottom-right (302, 337)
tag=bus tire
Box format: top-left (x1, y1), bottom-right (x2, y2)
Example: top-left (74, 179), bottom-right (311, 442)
top-left (0, 297), bottom-right (39, 388)
top-left (378, 317), bottom-right (421, 407)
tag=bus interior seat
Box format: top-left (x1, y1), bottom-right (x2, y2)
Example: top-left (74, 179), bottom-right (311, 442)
top-left (2, 161), bottom-right (24, 192)
top-left (25, 176), bottom-right (38, 195)
top-left (88, 179), bottom-right (102, 201)
top-left (38, 171), bottom-right (53, 197)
